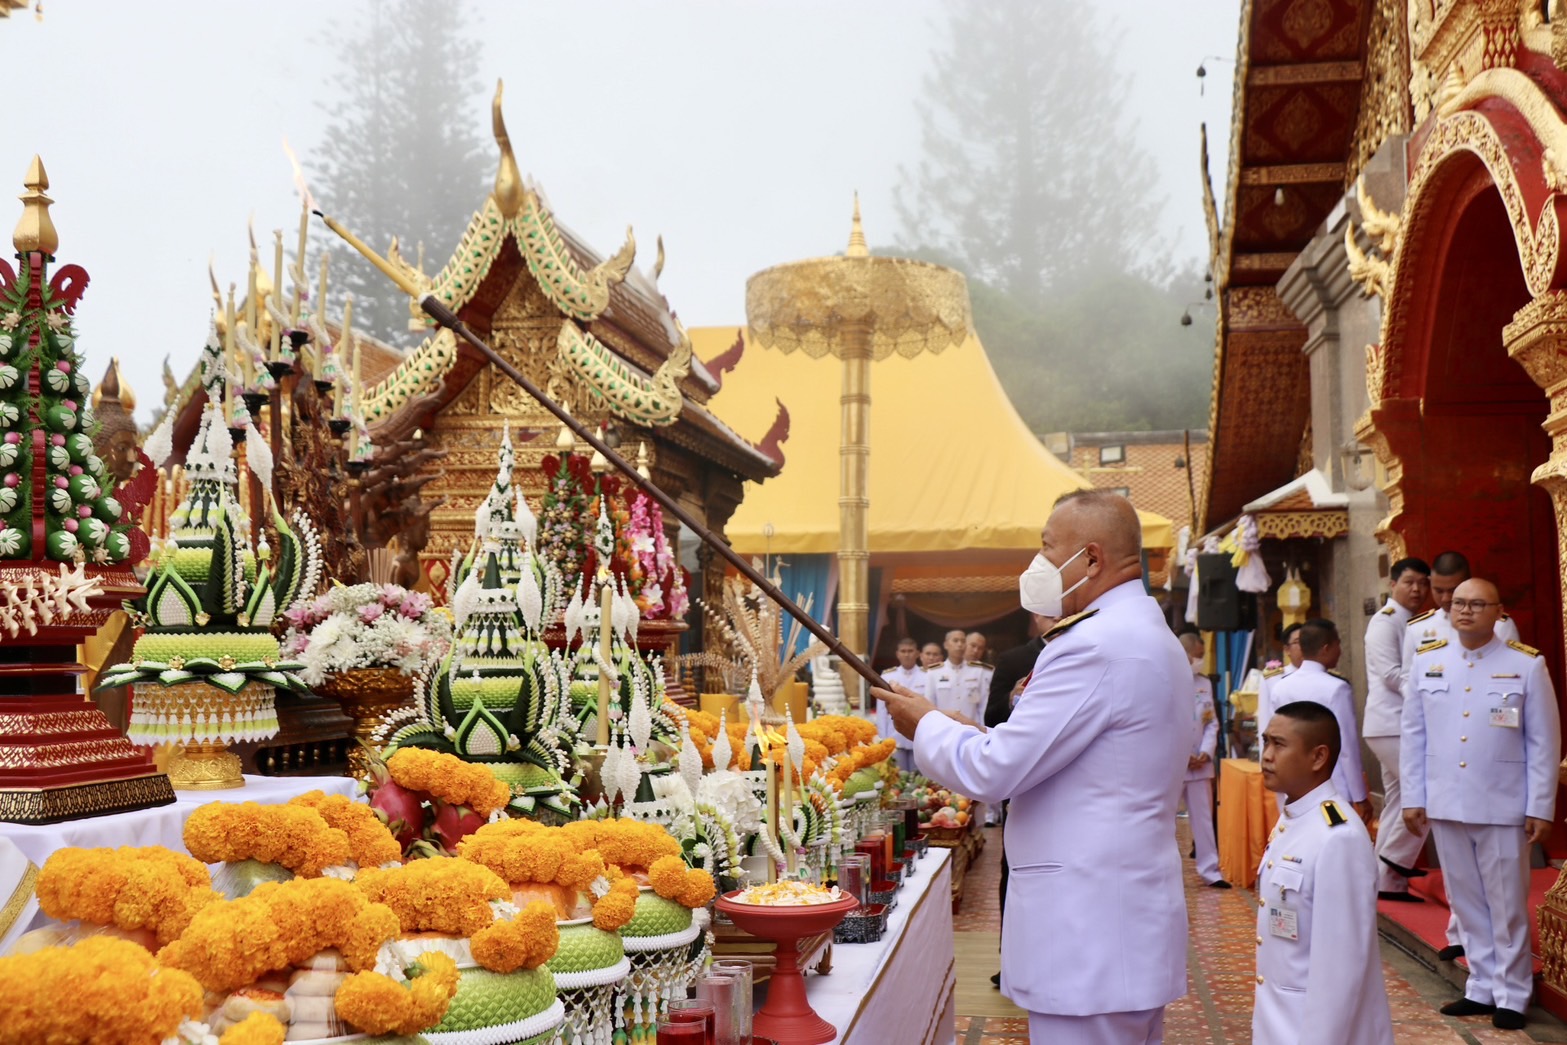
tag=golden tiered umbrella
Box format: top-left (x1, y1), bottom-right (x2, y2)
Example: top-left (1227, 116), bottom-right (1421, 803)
top-left (744, 200), bottom-right (972, 705)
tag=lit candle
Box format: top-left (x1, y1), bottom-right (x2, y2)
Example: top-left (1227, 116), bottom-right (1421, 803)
top-left (292, 199), bottom-right (308, 325)
top-left (595, 576), bottom-right (614, 746)
top-left (271, 230), bottom-right (284, 361)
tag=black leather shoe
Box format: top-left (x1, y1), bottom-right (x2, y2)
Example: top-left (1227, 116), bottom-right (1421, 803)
top-left (1493, 1008), bottom-right (1527, 1030)
top-left (1207, 879), bottom-right (1232, 889)
top-left (1440, 998), bottom-right (1495, 1016)
top-left (1378, 890), bottom-right (1424, 903)
top-left (990, 972), bottom-right (1001, 989)
top-left (1188, 847), bottom-right (1196, 858)
top-left (1379, 855), bottom-right (1429, 879)
top-left (1437, 945), bottom-right (1465, 961)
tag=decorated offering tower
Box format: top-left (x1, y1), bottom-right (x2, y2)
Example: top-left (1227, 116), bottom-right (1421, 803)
top-left (0, 156), bottom-right (174, 823)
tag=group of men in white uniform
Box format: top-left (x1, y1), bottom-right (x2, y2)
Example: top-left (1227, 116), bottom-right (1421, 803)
top-left (875, 629), bottom-right (993, 773)
top-left (1251, 551), bottom-right (1560, 1033)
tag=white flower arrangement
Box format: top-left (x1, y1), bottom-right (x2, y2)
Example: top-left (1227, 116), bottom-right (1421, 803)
top-left (281, 582), bottom-right (453, 686)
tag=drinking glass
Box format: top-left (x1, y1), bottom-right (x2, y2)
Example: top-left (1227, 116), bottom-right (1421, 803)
top-left (709, 959), bottom-right (755, 1044)
top-left (656, 1019), bottom-right (708, 1044)
top-left (665, 999), bottom-right (716, 1045)
top-left (839, 853), bottom-right (871, 909)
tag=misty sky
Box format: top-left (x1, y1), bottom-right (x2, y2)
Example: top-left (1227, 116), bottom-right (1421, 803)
top-left (3, 0), bottom-right (1240, 423)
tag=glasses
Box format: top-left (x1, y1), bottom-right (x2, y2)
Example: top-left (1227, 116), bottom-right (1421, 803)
top-left (1450, 599), bottom-right (1498, 612)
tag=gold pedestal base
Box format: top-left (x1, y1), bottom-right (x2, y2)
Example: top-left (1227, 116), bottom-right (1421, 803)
top-left (167, 743), bottom-right (245, 790)
top-left (313, 668), bottom-right (417, 783)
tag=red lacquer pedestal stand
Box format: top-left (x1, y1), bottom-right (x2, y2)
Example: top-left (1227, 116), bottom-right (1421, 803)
top-left (715, 892), bottom-right (859, 1045)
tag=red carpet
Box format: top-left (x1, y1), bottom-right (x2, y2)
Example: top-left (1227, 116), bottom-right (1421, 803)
top-left (1376, 866), bottom-right (1556, 974)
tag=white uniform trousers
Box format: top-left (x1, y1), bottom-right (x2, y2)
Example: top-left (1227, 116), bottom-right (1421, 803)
top-left (1365, 735), bottom-right (1429, 893)
top-left (1028, 1007), bottom-right (1164, 1043)
top-left (1183, 778), bottom-right (1221, 883)
top-left (1430, 820), bottom-right (1533, 1012)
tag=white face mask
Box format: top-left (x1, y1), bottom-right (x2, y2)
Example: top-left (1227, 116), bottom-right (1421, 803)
top-left (1019, 548), bottom-right (1088, 617)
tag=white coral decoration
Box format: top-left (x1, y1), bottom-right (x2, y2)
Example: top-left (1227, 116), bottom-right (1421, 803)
top-left (516, 487), bottom-right (538, 549)
top-left (0, 562), bottom-right (102, 637)
top-left (679, 723), bottom-right (703, 797)
top-left (451, 568), bottom-right (481, 631)
top-left (712, 709), bottom-right (733, 774)
top-left (142, 409), bottom-right (175, 469)
top-left (599, 736), bottom-right (626, 805)
top-left (628, 683), bottom-right (653, 752)
top-left (563, 581), bottom-right (585, 645)
top-left (516, 553), bottom-right (544, 633)
top-left (245, 422), bottom-right (274, 493)
top-left (614, 735), bottom-right (641, 801)
top-left (785, 706), bottom-right (804, 771)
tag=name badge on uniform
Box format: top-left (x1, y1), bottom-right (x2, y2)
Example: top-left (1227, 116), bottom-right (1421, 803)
top-left (1268, 904), bottom-right (1299, 941)
top-left (1491, 706), bottom-right (1521, 729)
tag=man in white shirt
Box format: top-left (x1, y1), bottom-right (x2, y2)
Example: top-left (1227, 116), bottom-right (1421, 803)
top-left (927, 628), bottom-right (986, 722)
top-left (1256, 622), bottom-right (1304, 743)
top-left (1394, 551), bottom-right (1520, 956)
top-left (966, 631), bottom-right (995, 697)
top-left (1179, 632), bottom-right (1227, 888)
top-left (1270, 619), bottom-right (1370, 821)
top-left (877, 637), bottom-right (924, 772)
top-left (1360, 557), bottom-right (1430, 901)
top-left (919, 641), bottom-right (944, 670)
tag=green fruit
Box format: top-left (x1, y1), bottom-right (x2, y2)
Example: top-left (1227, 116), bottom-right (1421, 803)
top-left (96, 496), bottom-right (123, 522)
top-left (66, 434), bottom-right (93, 463)
top-left (45, 529), bottom-right (78, 561)
top-left (80, 518), bottom-right (108, 546)
top-left (44, 405), bottom-right (76, 433)
top-left (435, 966), bottom-right (556, 1033)
top-left (104, 528), bottom-right (131, 562)
top-left (621, 892), bottom-right (693, 938)
top-left (68, 474), bottom-right (99, 504)
top-left (547, 923), bottom-right (625, 974)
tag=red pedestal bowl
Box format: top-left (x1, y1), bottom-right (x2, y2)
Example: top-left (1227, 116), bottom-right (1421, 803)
top-left (714, 891), bottom-right (860, 1045)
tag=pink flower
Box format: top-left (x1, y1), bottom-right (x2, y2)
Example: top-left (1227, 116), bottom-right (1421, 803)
top-left (359, 602), bottom-right (384, 623)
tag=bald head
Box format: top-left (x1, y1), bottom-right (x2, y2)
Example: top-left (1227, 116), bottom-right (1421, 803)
top-left (1041, 491), bottom-right (1144, 614)
top-left (1179, 632), bottom-right (1204, 659)
top-left (1450, 577), bottom-right (1503, 648)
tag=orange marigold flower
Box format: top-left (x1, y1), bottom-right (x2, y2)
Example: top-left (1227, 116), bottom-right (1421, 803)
top-left (219, 1011), bottom-right (287, 1045)
top-left (183, 801), bottom-right (352, 877)
top-left (0, 935), bottom-right (204, 1045)
top-left (356, 858), bottom-right (510, 937)
top-left (387, 748), bottom-right (512, 817)
top-left (36, 846), bottom-right (218, 946)
top-left (470, 900), bottom-right (560, 973)
top-left (290, 791), bottom-right (402, 868)
top-left (647, 855), bottom-right (716, 909)
top-left (591, 874), bottom-right (640, 931)
top-left (334, 951), bottom-right (460, 1036)
top-left (458, 820), bottom-right (608, 891)
top-left (158, 877), bottom-right (400, 992)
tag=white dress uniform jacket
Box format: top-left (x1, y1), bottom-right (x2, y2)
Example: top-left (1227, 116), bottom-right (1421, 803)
top-left (1362, 601), bottom-right (1413, 739)
top-left (1187, 675), bottom-right (1217, 781)
top-left (1256, 663), bottom-right (1296, 741)
top-left (914, 580), bottom-right (1189, 1016)
top-left (1400, 608), bottom-right (1519, 692)
top-left (925, 660), bottom-right (986, 722)
top-left (1185, 673), bottom-right (1223, 884)
top-left (878, 665), bottom-right (925, 751)
top-left (1271, 662), bottom-right (1368, 802)
top-left (1401, 637), bottom-right (1559, 827)
top-left (1252, 780), bottom-right (1393, 1045)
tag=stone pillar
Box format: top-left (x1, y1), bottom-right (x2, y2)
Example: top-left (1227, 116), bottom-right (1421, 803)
top-left (1503, 291), bottom-right (1567, 1008)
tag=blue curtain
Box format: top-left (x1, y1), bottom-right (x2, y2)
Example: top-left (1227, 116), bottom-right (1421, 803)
top-left (776, 555), bottom-right (836, 657)
top-left (1213, 629), bottom-right (1253, 759)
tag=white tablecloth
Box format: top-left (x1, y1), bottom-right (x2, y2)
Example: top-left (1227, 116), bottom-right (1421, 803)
top-left (805, 846), bottom-right (958, 1045)
top-left (1, 774), bottom-right (360, 866)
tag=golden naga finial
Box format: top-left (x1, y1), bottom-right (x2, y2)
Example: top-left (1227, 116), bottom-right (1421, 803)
top-left (13, 154), bottom-right (58, 255)
top-left (846, 192), bottom-right (869, 257)
top-left (491, 79), bottom-right (524, 219)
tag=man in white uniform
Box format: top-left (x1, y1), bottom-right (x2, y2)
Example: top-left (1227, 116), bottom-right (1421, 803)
top-left (965, 631), bottom-right (995, 697)
top-left (877, 637), bottom-right (924, 773)
top-left (1256, 622), bottom-right (1304, 742)
top-left (1179, 632), bottom-right (1228, 888)
top-left (926, 628), bottom-right (986, 722)
top-left (1402, 578), bottom-right (1559, 1031)
top-left (1253, 700), bottom-right (1393, 1045)
top-left (919, 641), bottom-right (943, 670)
top-left (1270, 619), bottom-right (1370, 820)
top-left (876, 490), bottom-right (1189, 1044)
top-left (1396, 551), bottom-right (1520, 956)
top-left (1361, 557), bottom-right (1430, 901)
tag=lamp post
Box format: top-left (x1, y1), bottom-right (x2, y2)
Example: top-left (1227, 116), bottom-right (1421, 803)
top-left (744, 198), bottom-right (971, 707)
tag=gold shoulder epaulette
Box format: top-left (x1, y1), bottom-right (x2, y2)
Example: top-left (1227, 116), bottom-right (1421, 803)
top-left (1322, 801), bottom-right (1348, 827)
top-left (1501, 612), bottom-right (1512, 621)
top-left (1408, 609), bottom-right (1436, 626)
top-left (1042, 610), bottom-right (1098, 641)
top-left (1328, 669), bottom-right (1348, 682)
top-left (1508, 639), bottom-right (1542, 658)
top-left (1379, 604), bottom-right (1395, 615)
top-left (1416, 638), bottom-right (1447, 654)
top-left (1262, 665), bottom-right (1285, 678)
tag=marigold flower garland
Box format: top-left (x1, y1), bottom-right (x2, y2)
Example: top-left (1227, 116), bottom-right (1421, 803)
top-left (457, 820), bottom-right (609, 894)
top-left (356, 859), bottom-right (509, 937)
top-left (470, 899), bottom-right (560, 973)
top-left (36, 846), bottom-right (219, 946)
top-left (334, 951), bottom-right (460, 1036)
top-left (218, 1012), bottom-right (287, 1045)
top-left (183, 802), bottom-right (352, 877)
top-left (157, 877), bottom-right (400, 992)
top-left (386, 747), bottom-right (512, 817)
top-left (289, 790), bottom-right (402, 869)
top-left (0, 935), bottom-right (204, 1045)
top-left (591, 870), bottom-right (642, 931)
top-left (646, 854), bottom-right (717, 908)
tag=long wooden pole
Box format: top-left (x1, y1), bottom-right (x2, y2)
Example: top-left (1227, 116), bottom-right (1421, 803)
top-left (316, 211), bottom-right (884, 691)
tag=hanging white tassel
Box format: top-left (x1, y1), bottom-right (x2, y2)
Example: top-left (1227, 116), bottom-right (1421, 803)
top-left (245, 422), bottom-right (274, 494)
top-left (679, 723), bottom-right (702, 797)
top-left (712, 709), bottom-right (732, 773)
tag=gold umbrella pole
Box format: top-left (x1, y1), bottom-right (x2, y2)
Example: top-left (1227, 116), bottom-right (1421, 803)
top-left (837, 320), bottom-right (872, 708)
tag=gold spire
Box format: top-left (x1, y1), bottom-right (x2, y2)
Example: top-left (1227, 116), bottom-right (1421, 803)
top-left (93, 357), bottom-right (137, 414)
top-left (491, 80), bottom-right (524, 219)
top-left (846, 192), bottom-right (868, 257)
top-left (13, 155), bottom-right (57, 255)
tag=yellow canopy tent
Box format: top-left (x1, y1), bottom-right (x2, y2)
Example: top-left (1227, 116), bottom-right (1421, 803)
top-left (692, 327), bottom-right (1173, 554)
top-left (692, 326), bottom-right (1172, 654)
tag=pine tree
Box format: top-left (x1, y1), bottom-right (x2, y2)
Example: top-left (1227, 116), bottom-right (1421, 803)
top-left (893, 3), bottom-right (1166, 306)
top-left (311, 0), bottom-right (491, 343)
